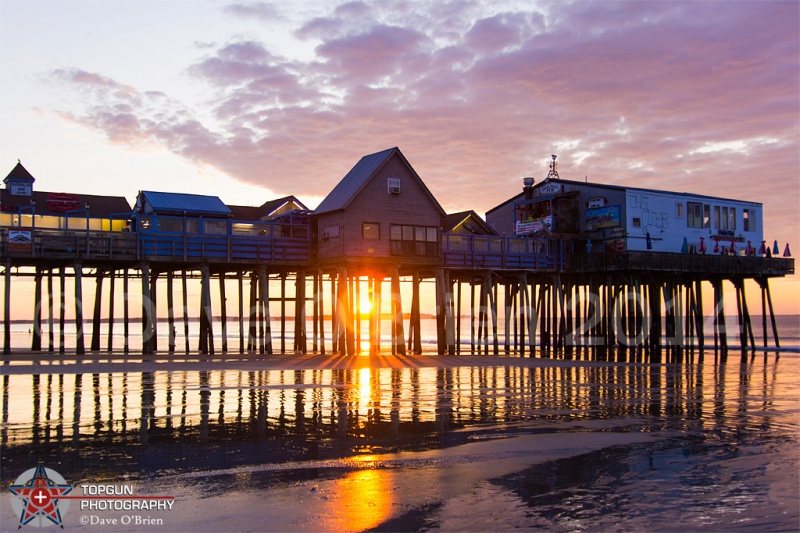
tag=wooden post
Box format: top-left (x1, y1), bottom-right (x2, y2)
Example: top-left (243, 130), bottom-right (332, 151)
top-left (342, 268), bottom-right (354, 356)
top-left (355, 275), bottom-right (361, 351)
top-left (150, 270), bottom-right (158, 352)
top-left (219, 272), bottom-right (228, 353)
top-left (182, 269), bottom-right (190, 354)
top-left (445, 270), bottom-right (456, 355)
top-left (760, 279), bottom-right (768, 349)
top-left (487, 272), bottom-right (497, 355)
top-left (107, 270), bottom-right (115, 352)
top-left (47, 269), bottom-right (54, 352)
top-left (738, 279), bottom-right (755, 351)
top-left (294, 271), bottom-right (307, 353)
top-left (120, 268), bottom-right (129, 354)
top-left (391, 267), bottom-right (406, 356)
top-left (734, 278), bottom-right (746, 351)
top-left (408, 271), bottom-right (422, 355)
top-left (649, 278), bottom-right (661, 362)
top-left (503, 282), bottom-right (512, 354)
top-left (435, 269), bottom-right (446, 355)
top-left (280, 272), bottom-right (286, 354)
top-left (167, 271), bottom-right (176, 353)
top-left (519, 275), bottom-right (527, 357)
top-left (141, 263), bottom-right (153, 355)
top-left (312, 272), bottom-right (319, 353)
top-left (479, 273), bottom-right (489, 355)
top-left (318, 272), bottom-right (325, 355)
top-left (456, 276), bottom-right (463, 355)
top-left (258, 267), bottom-right (272, 354)
top-left (90, 270), bottom-right (103, 352)
top-left (248, 272), bottom-right (257, 352)
top-left (3, 262), bottom-right (10, 355)
top-left (764, 278), bottom-right (780, 348)
top-left (59, 267), bottom-right (66, 354)
top-left (330, 271), bottom-right (338, 354)
top-left (528, 278), bottom-right (537, 355)
top-left (199, 265), bottom-right (214, 355)
top-left (238, 272), bottom-right (245, 354)
top-left (713, 278), bottom-right (727, 354)
top-left (74, 262), bottom-right (85, 355)
top-left (32, 267), bottom-right (43, 351)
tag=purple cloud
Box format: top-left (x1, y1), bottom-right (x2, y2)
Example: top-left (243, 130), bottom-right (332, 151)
top-left (47, 0), bottom-right (797, 257)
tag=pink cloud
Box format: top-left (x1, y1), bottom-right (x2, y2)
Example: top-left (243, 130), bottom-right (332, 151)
top-left (47, 0), bottom-right (797, 264)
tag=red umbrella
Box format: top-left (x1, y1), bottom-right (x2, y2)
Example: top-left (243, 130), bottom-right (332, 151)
top-left (758, 241), bottom-right (766, 255)
top-left (713, 239), bottom-right (720, 254)
top-left (698, 236), bottom-right (707, 254)
top-left (745, 240), bottom-right (753, 256)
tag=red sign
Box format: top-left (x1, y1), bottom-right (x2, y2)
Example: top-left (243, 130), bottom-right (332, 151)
top-left (47, 193), bottom-right (80, 212)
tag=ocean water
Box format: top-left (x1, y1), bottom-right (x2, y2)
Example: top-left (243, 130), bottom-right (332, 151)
top-left (1, 347), bottom-right (798, 531)
top-left (3, 314), bottom-right (799, 354)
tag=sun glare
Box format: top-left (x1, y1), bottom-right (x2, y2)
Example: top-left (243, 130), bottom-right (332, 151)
top-left (359, 298), bottom-right (373, 315)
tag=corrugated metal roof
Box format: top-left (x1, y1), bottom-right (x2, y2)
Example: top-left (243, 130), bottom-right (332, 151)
top-left (313, 147), bottom-right (396, 215)
top-left (139, 191), bottom-right (232, 216)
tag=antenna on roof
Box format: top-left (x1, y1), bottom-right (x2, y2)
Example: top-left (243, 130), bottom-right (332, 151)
top-left (546, 154), bottom-right (560, 180)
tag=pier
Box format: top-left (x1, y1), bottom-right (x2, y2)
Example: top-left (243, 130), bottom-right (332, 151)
top-left (0, 150), bottom-right (794, 359)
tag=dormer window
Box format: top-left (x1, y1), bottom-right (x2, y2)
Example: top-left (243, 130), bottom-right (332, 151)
top-left (387, 178), bottom-right (400, 194)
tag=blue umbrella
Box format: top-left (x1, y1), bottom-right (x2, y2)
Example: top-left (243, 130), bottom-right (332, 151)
top-left (681, 236), bottom-right (688, 253)
top-left (784, 243), bottom-right (791, 257)
top-left (773, 240), bottom-right (780, 255)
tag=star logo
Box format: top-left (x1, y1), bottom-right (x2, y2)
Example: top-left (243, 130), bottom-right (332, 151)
top-left (8, 463), bottom-right (73, 528)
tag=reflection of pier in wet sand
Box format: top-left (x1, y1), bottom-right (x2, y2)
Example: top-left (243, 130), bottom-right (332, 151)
top-left (1, 351), bottom-right (787, 477)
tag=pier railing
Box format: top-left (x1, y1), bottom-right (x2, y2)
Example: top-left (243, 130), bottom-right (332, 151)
top-left (0, 225), bottom-right (311, 265)
top-left (568, 250), bottom-right (795, 276)
top-left (442, 234), bottom-right (561, 270)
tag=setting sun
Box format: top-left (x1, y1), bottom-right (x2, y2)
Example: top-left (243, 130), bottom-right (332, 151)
top-left (359, 298), bottom-right (373, 315)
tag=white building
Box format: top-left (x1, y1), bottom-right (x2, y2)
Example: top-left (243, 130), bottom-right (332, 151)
top-left (487, 175), bottom-right (764, 256)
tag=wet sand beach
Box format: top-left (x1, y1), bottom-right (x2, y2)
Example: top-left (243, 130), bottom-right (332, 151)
top-left (2, 351), bottom-right (798, 531)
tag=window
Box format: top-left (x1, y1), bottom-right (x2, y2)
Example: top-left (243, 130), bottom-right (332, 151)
top-left (158, 217), bottom-right (182, 232)
top-left (714, 206), bottom-right (720, 229)
top-left (389, 224), bottom-right (439, 257)
top-left (687, 202), bottom-right (703, 228)
top-left (426, 227), bottom-right (437, 242)
top-left (728, 208), bottom-right (736, 230)
top-left (703, 205), bottom-right (711, 228)
top-left (387, 178), bottom-right (400, 194)
top-left (632, 218), bottom-right (641, 227)
top-left (721, 207), bottom-right (728, 230)
top-left (362, 222), bottom-right (380, 239)
top-left (676, 204), bottom-right (683, 218)
top-left (743, 209), bottom-right (755, 232)
top-left (204, 220), bottom-right (227, 235)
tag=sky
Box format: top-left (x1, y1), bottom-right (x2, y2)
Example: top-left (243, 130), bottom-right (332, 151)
top-left (0, 0), bottom-right (798, 312)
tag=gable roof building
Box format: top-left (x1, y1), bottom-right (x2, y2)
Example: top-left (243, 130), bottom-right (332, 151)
top-left (313, 147), bottom-right (446, 272)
